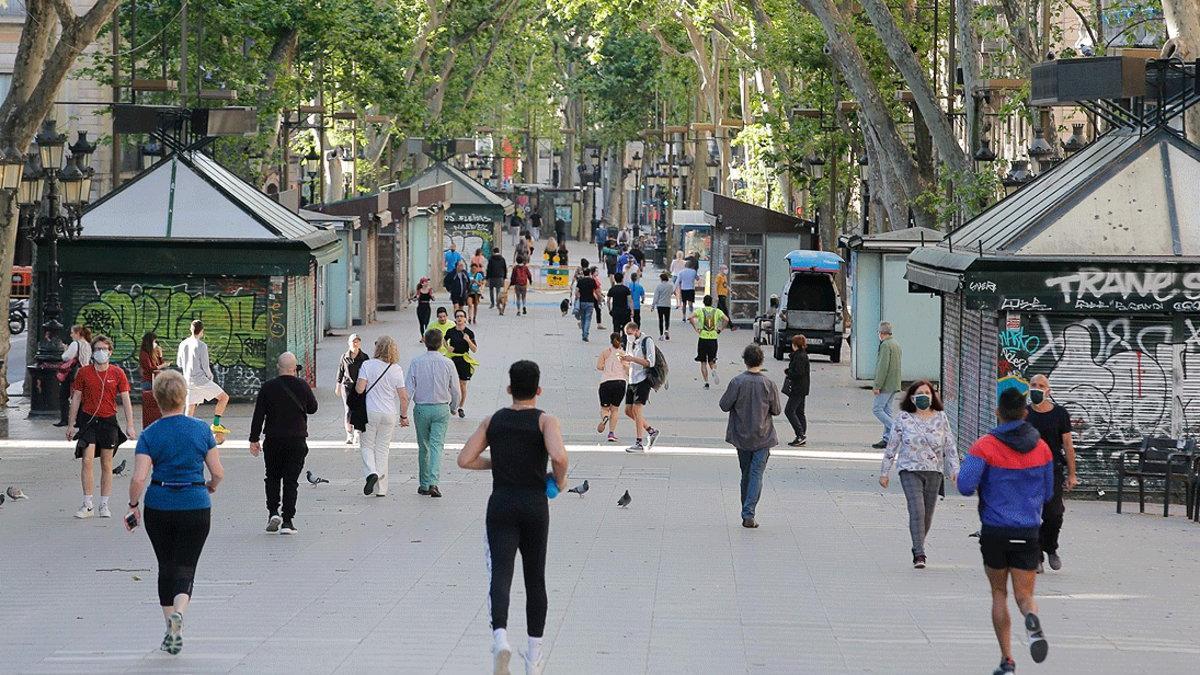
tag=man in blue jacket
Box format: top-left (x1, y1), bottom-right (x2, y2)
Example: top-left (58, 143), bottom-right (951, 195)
top-left (958, 388), bottom-right (1055, 675)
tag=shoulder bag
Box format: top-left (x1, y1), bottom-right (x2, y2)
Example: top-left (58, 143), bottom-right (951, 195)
top-left (347, 364), bottom-right (392, 432)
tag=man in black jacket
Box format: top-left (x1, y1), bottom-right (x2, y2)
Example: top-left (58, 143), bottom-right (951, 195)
top-left (249, 351), bottom-right (319, 535)
top-left (486, 250), bottom-right (508, 309)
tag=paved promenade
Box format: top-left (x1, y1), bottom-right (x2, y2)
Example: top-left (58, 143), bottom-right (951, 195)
top-left (1, 293), bottom-right (1198, 673)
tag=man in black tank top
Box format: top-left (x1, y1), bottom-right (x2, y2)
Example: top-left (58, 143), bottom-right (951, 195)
top-left (458, 360), bottom-right (568, 675)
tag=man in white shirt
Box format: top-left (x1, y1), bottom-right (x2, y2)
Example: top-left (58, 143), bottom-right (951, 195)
top-left (621, 321), bottom-right (661, 454)
top-left (176, 320), bottom-right (230, 435)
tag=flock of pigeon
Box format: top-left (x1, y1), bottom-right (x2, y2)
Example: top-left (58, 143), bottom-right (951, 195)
top-left (0, 485), bottom-right (29, 507)
top-left (303, 472), bottom-right (632, 507)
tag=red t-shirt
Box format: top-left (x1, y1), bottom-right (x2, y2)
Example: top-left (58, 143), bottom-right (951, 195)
top-left (72, 364), bottom-right (130, 418)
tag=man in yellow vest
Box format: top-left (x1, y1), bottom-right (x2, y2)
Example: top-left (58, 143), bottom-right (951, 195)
top-left (689, 294), bottom-right (729, 390)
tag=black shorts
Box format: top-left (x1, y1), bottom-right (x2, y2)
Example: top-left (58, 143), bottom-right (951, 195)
top-left (696, 337), bottom-right (718, 363)
top-left (625, 379), bottom-right (652, 406)
top-left (451, 294), bottom-right (468, 306)
top-left (680, 289), bottom-right (696, 304)
top-left (75, 415), bottom-right (126, 457)
top-left (980, 532), bottom-right (1041, 571)
top-left (599, 380), bottom-right (626, 407)
top-left (452, 356), bottom-right (474, 381)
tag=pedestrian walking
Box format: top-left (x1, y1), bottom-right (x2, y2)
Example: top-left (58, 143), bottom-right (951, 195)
top-left (596, 332), bottom-right (629, 443)
top-left (510, 257), bottom-right (532, 315)
top-left (509, 213), bottom-right (523, 249)
top-left (557, 242), bottom-right (569, 269)
top-left (530, 211), bottom-right (543, 241)
top-left (487, 249), bottom-right (508, 309)
top-left (335, 334), bottom-right (369, 445)
top-left (669, 251), bottom-right (686, 281)
top-left (456, 360), bottom-right (569, 675)
top-left (958, 388), bottom-right (1054, 674)
top-left (1026, 374), bottom-right (1078, 573)
top-left (783, 335), bottom-right (810, 446)
top-left (689, 294), bottom-right (728, 389)
top-left (590, 265), bottom-right (606, 329)
top-left (621, 322), bottom-right (661, 453)
top-left (176, 320), bottom-right (231, 436)
top-left (402, 330), bottom-right (461, 498)
top-left (629, 246), bottom-right (645, 270)
top-left (445, 259), bottom-right (471, 312)
top-left (576, 265), bottom-right (599, 342)
top-left (652, 271), bottom-right (673, 340)
top-left (445, 309), bottom-right (479, 418)
top-left (715, 265), bottom-right (735, 331)
top-left (524, 232), bottom-right (537, 261)
top-left (595, 222), bottom-right (609, 259)
top-left (601, 239), bottom-right (619, 282)
top-left (607, 272), bottom-right (633, 329)
top-left (124, 369), bottom-right (223, 656)
top-left (412, 277), bottom-right (435, 338)
top-left (718, 344), bottom-right (781, 528)
top-left (468, 265), bottom-right (485, 324)
top-left (68, 334), bottom-right (137, 519)
top-left (554, 217), bottom-right (566, 245)
top-left (355, 335), bottom-right (409, 497)
top-left (444, 241), bottom-right (464, 274)
top-left (138, 332), bottom-right (168, 428)
top-left (248, 352), bottom-right (318, 535)
top-left (871, 321), bottom-right (902, 449)
top-left (675, 259), bottom-right (699, 318)
top-left (878, 380), bottom-right (959, 568)
top-left (629, 272), bottom-right (645, 327)
top-left (471, 247), bottom-right (487, 277)
top-left (56, 324), bottom-right (92, 427)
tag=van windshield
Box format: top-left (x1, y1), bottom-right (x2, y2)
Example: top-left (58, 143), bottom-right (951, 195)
top-left (786, 273), bottom-right (836, 311)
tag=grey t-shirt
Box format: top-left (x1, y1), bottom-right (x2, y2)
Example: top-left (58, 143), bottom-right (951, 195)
top-left (653, 281), bottom-right (674, 308)
top-left (176, 337), bottom-right (213, 386)
top-left (718, 371), bottom-right (782, 450)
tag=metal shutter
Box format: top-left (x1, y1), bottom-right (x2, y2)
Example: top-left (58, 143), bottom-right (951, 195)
top-left (941, 293), bottom-right (962, 440)
top-left (953, 303), bottom-right (999, 453)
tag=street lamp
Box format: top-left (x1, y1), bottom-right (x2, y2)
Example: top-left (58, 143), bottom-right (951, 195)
top-left (1002, 160), bottom-right (1033, 196)
top-left (1062, 123), bottom-right (1087, 156)
top-left (22, 121), bottom-right (93, 416)
top-left (140, 141), bottom-right (164, 169)
top-left (805, 154), bottom-right (826, 180)
top-left (0, 146), bottom-right (23, 191)
top-left (303, 148), bottom-right (320, 205)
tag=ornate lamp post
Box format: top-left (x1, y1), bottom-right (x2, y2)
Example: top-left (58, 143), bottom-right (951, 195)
top-left (20, 120), bottom-right (94, 416)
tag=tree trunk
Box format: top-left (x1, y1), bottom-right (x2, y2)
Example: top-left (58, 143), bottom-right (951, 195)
top-left (956, 0), bottom-right (982, 155)
top-left (1163, 0), bottom-right (1200, 145)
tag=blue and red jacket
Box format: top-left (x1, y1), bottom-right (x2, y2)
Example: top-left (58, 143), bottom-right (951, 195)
top-left (957, 420), bottom-right (1054, 538)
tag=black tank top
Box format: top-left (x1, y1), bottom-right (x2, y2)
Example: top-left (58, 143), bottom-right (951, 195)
top-left (486, 408), bottom-right (548, 491)
top-left (418, 291), bottom-right (432, 304)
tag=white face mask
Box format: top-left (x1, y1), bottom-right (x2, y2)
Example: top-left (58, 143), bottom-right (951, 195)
top-left (93, 349), bottom-right (111, 364)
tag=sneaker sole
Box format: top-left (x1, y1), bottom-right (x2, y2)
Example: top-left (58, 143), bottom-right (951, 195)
top-left (364, 474), bottom-right (378, 496)
top-left (266, 516), bottom-right (282, 533)
top-left (280, 529), bottom-right (296, 535)
top-left (1026, 613), bottom-right (1048, 663)
top-left (494, 647), bottom-right (512, 675)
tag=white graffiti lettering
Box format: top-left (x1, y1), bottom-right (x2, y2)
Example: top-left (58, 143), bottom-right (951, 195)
top-left (969, 280), bottom-right (997, 293)
top-left (1000, 297), bottom-right (1052, 311)
top-left (1044, 269), bottom-right (1200, 304)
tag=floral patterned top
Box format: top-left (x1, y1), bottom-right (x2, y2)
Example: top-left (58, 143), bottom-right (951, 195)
top-left (880, 411), bottom-right (960, 476)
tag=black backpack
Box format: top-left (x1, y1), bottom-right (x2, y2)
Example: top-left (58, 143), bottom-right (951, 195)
top-left (631, 335), bottom-right (669, 391)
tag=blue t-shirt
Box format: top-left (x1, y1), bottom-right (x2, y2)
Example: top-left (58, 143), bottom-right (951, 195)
top-left (676, 267), bottom-right (698, 291)
top-left (136, 416), bottom-right (216, 511)
top-left (444, 249), bottom-right (464, 273)
top-left (630, 282), bottom-right (645, 307)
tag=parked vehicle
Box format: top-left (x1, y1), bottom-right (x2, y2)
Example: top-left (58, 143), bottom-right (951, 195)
top-left (8, 299), bottom-right (26, 335)
top-left (772, 250), bottom-right (844, 362)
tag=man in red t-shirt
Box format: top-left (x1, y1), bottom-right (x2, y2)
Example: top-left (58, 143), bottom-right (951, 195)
top-left (67, 334), bottom-right (137, 520)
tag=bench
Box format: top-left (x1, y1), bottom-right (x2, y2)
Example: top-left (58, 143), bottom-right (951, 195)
top-left (1115, 437), bottom-right (1200, 518)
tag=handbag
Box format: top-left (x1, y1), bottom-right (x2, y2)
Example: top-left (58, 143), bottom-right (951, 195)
top-left (346, 364), bottom-right (392, 432)
top-left (55, 357), bottom-right (78, 383)
top-left (781, 379), bottom-right (794, 396)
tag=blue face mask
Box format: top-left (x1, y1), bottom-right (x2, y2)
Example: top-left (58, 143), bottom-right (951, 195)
top-left (913, 394), bottom-right (932, 410)
top-left (93, 349), bottom-right (111, 364)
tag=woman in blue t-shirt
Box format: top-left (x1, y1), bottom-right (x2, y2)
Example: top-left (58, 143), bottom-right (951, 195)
top-left (125, 369), bottom-right (224, 656)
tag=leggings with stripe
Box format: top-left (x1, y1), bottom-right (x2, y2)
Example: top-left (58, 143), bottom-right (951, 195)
top-left (144, 506), bottom-right (211, 606)
top-left (485, 488), bottom-right (549, 637)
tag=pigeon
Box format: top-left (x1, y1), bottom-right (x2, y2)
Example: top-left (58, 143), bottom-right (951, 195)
top-left (306, 470), bottom-right (329, 486)
top-left (0, 492), bottom-right (5, 506)
top-left (567, 480), bottom-right (589, 497)
top-left (6, 486), bottom-right (27, 500)
top-left (112, 459), bottom-right (127, 476)
top-left (617, 490), bottom-right (631, 508)
top-left (968, 530), bottom-right (980, 538)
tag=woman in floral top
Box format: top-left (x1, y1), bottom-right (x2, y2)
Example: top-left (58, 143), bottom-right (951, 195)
top-left (878, 379), bottom-right (960, 569)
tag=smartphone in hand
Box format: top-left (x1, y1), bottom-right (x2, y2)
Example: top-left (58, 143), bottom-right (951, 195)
top-left (124, 512), bottom-right (138, 530)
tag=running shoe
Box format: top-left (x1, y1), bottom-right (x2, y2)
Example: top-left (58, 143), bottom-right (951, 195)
top-left (704, 382), bottom-right (710, 389)
top-left (74, 506), bottom-right (93, 519)
top-left (788, 437), bottom-right (807, 447)
top-left (458, 408), bottom-right (466, 418)
top-left (280, 520), bottom-right (297, 535)
top-left (211, 423), bottom-right (232, 435)
top-left (98, 504), bottom-right (112, 518)
top-left (523, 650), bottom-right (545, 675)
top-left (364, 473), bottom-right (378, 496)
top-left (607, 432), bottom-right (618, 443)
top-left (1048, 553), bottom-right (1063, 570)
top-left (711, 371), bottom-right (720, 386)
top-left (523, 307), bottom-right (528, 315)
top-left (493, 642), bottom-right (513, 675)
top-left (1025, 613), bottom-right (1048, 663)
top-left (664, 332), bottom-right (670, 341)
top-left (625, 442), bottom-right (645, 454)
top-left (344, 433), bottom-right (354, 445)
top-left (646, 427), bottom-right (660, 449)
top-left (742, 518), bottom-right (759, 529)
top-left (992, 658), bottom-right (1016, 675)
top-left (165, 611), bottom-right (183, 655)
top-left (597, 415), bottom-right (610, 433)
top-left (913, 555), bottom-right (927, 569)
top-left (266, 514), bottom-right (282, 532)
top-left (871, 440), bottom-right (888, 449)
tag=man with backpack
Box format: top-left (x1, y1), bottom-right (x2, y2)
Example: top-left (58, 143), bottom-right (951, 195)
top-left (509, 257), bottom-right (532, 315)
top-left (621, 321), bottom-right (663, 454)
top-left (689, 295), bottom-right (729, 389)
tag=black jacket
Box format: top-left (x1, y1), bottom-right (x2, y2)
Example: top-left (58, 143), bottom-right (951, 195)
top-left (336, 350), bottom-right (369, 387)
top-left (249, 375), bottom-right (319, 442)
top-left (486, 254), bottom-right (508, 280)
top-left (785, 349), bottom-right (810, 397)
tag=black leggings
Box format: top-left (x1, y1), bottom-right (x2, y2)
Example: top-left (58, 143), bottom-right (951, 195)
top-left (264, 437), bottom-right (308, 520)
top-left (486, 489), bottom-right (549, 637)
top-left (657, 307), bottom-right (671, 335)
top-left (784, 393), bottom-right (807, 438)
top-left (417, 303), bottom-right (431, 335)
top-left (144, 506), bottom-right (211, 607)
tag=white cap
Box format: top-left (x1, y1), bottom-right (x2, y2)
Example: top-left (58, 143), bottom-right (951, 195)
top-left (348, 333), bottom-right (361, 347)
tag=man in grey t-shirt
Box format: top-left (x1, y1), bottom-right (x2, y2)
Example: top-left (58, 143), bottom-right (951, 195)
top-left (718, 344), bottom-right (782, 529)
top-left (177, 319), bottom-right (230, 436)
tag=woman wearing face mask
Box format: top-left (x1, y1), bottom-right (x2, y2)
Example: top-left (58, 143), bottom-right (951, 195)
top-left (878, 380), bottom-right (959, 569)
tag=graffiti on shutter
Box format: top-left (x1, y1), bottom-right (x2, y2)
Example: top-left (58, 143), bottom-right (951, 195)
top-left (941, 293), bottom-right (963, 445)
top-left (1021, 314), bottom-right (1177, 490)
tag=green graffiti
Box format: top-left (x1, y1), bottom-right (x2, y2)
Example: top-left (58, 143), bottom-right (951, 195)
top-left (74, 283), bottom-right (268, 369)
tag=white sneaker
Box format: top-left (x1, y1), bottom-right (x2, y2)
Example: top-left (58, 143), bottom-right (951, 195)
top-left (344, 432), bottom-right (354, 445)
top-left (711, 370), bottom-right (720, 386)
top-left (493, 643), bottom-right (512, 675)
top-left (74, 506), bottom-right (94, 519)
top-left (266, 515), bottom-right (282, 532)
top-left (524, 651), bottom-right (545, 675)
top-left (98, 504), bottom-right (112, 518)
